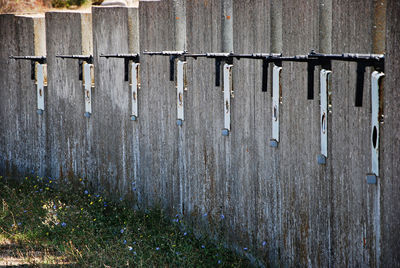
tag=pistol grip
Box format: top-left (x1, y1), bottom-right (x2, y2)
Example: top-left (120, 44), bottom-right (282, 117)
top-left (169, 55), bottom-right (175, 81)
top-left (355, 63), bottom-right (365, 107)
top-left (215, 59), bottom-right (221, 87)
top-left (262, 59), bottom-right (269, 92)
top-left (78, 59), bottom-right (83, 81)
top-left (31, 61), bottom-right (36, 80)
top-left (124, 58), bottom-right (129, 82)
top-left (307, 62), bottom-right (315, 100)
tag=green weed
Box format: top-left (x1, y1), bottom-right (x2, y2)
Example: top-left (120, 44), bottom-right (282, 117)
top-left (51, 0), bottom-right (87, 8)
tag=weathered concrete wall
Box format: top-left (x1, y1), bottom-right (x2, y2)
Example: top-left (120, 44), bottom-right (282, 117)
top-left (184, 0), bottom-right (225, 234)
top-left (1, 0), bottom-right (399, 267)
top-left (0, 15), bottom-right (18, 176)
top-left (91, 6), bottom-right (139, 198)
top-left (280, 0), bottom-right (323, 265)
top-left (45, 11), bottom-right (92, 180)
top-left (329, 1), bottom-right (378, 266)
top-left (183, 0), bottom-right (399, 266)
top-left (138, 1), bottom-right (178, 211)
top-left (231, 0), bottom-right (276, 263)
top-left (0, 14), bottom-right (46, 177)
top-left (227, 0), bottom-right (396, 266)
top-left (231, 0), bottom-right (272, 258)
top-left (381, 0), bottom-right (400, 266)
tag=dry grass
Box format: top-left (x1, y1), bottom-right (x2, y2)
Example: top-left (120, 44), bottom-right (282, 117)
top-left (0, 0), bottom-right (94, 14)
top-left (0, 0), bottom-right (138, 14)
top-left (0, 235), bottom-right (74, 266)
top-left (0, 176), bottom-right (253, 267)
top-left (0, 0), bottom-right (50, 14)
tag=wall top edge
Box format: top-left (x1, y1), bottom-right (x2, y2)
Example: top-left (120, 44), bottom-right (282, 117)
top-left (45, 10), bottom-right (91, 15)
top-left (15, 14), bottom-right (45, 18)
top-left (92, 6), bottom-right (138, 10)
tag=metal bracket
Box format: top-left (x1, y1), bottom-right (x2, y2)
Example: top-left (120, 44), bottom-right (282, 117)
top-left (270, 64), bottom-right (282, 147)
top-left (222, 63), bottom-right (233, 136)
top-left (176, 60), bottom-right (186, 126)
top-left (36, 63), bottom-right (47, 115)
top-left (318, 69), bottom-right (331, 164)
top-left (367, 71), bottom-right (384, 183)
top-left (130, 62), bottom-right (140, 121)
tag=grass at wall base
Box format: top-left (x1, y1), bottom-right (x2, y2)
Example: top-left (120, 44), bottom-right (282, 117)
top-left (0, 175), bottom-right (252, 267)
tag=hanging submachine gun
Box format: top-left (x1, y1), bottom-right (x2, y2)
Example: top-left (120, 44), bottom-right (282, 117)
top-left (100, 54), bottom-right (141, 121)
top-left (56, 55), bottom-right (94, 118)
top-left (143, 51), bottom-right (188, 126)
top-left (9, 55), bottom-right (47, 115)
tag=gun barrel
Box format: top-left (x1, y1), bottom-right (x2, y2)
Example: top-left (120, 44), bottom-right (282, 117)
top-left (205, 52), bottom-right (232, 57)
top-left (182, 52), bottom-right (285, 61)
top-left (142, 51), bottom-right (285, 60)
top-left (183, 52), bottom-right (285, 60)
top-left (143, 50), bottom-right (186, 56)
top-left (268, 55), bottom-right (310, 62)
top-left (342, 53), bottom-right (384, 60)
top-left (56, 55), bottom-right (93, 64)
top-left (183, 53), bottom-right (207, 58)
top-left (9, 55), bottom-right (46, 63)
top-left (309, 52), bottom-right (384, 61)
top-left (250, 53), bottom-right (282, 58)
top-left (142, 51), bottom-right (163, 56)
top-left (236, 53), bottom-right (283, 60)
top-left (56, 55), bottom-right (92, 59)
top-left (162, 50), bottom-right (186, 55)
top-left (100, 53), bottom-right (139, 58)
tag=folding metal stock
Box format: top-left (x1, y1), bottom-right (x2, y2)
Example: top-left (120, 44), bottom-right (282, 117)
top-left (9, 56), bottom-right (47, 114)
top-left (270, 65), bottom-right (282, 147)
top-left (100, 54), bottom-right (141, 121)
top-left (317, 69), bottom-right (331, 164)
top-left (176, 60), bottom-right (186, 125)
top-left (56, 55), bottom-right (94, 117)
top-left (367, 71), bottom-right (385, 184)
top-left (222, 63), bottom-right (233, 135)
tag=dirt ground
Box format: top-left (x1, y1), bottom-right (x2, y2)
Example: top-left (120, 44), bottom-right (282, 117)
top-left (0, 238), bottom-right (73, 266)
